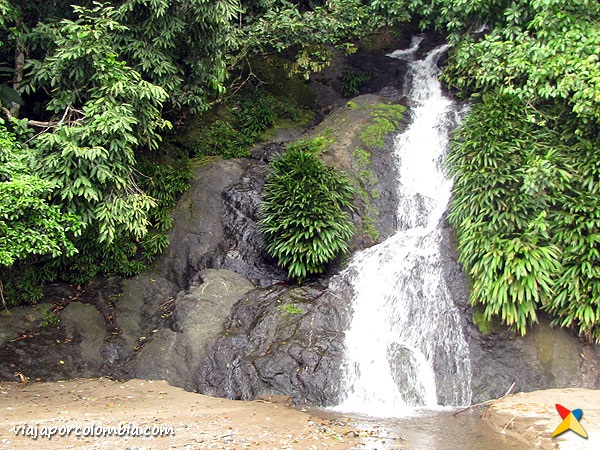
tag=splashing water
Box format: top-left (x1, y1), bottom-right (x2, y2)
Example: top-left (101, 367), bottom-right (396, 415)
top-left (334, 39), bottom-right (471, 417)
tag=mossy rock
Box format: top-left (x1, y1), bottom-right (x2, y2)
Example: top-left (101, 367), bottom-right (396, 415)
top-left (300, 94), bottom-right (407, 249)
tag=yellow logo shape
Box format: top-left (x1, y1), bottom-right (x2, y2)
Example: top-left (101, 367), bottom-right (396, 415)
top-left (552, 404), bottom-right (587, 439)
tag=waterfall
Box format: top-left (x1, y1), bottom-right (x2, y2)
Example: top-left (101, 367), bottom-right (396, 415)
top-left (334, 39), bottom-right (471, 417)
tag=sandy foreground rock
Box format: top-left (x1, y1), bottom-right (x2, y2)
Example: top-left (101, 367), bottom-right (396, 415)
top-left (482, 388), bottom-right (600, 449)
top-left (0, 378), bottom-right (358, 450)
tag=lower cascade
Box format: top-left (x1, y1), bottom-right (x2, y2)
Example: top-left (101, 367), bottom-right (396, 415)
top-left (334, 40), bottom-right (472, 417)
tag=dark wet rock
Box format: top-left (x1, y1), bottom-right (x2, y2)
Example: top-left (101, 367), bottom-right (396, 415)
top-left (156, 158), bottom-right (247, 288)
top-left (0, 326), bottom-right (79, 381)
top-left (414, 32), bottom-right (449, 61)
top-left (466, 318), bottom-right (600, 404)
top-left (128, 269), bottom-right (255, 389)
top-left (0, 304), bottom-right (53, 347)
top-left (346, 51), bottom-right (407, 100)
top-left (251, 141), bottom-right (285, 163)
top-left (0, 302), bottom-right (107, 381)
top-left (195, 276), bottom-right (353, 406)
top-left (196, 162), bottom-right (287, 286)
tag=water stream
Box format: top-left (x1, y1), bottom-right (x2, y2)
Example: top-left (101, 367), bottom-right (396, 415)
top-left (334, 39), bottom-right (471, 418)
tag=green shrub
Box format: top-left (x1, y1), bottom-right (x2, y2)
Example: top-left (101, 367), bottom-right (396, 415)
top-left (341, 68), bottom-right (375, 97)
top-left (259, 139), bottom-right (354, 282)
top-left (447, 94), bottom-right (600, 340)
top-left (2, 155), bottom-right (190, 305)
top-left (234, 94), bottom-right (278, 137)
top-left (191, 121), bottom-right (253, 159)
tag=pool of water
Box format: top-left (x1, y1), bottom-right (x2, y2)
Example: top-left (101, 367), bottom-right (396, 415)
top-left (307, 407), bottom-right (528, 450)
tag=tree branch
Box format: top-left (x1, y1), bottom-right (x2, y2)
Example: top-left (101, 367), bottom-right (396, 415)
top-left (453, 382), bottom-right (516, 416)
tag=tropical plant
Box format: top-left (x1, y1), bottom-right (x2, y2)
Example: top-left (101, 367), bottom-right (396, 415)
top-left (0, 120), bottom-right (82, 307)
top-left (259, 139), bottom-right (354, 282)
top-left (25, 3), bottom-right (170, 244)
top-left (410, 0), bottom-right (600, 340)
top-left (341, 68), bottom-right (374, 97)
top-left (447, 94), bottom-right (600, 340)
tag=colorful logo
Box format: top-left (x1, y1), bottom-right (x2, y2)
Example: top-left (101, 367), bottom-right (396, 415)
top-left (552, 404), bottom-right (587, 439)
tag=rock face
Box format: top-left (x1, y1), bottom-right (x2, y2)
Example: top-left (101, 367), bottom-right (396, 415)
top-left (437, 221), bottom-right (600, 404)
top-left (196, 277), bottom-right (352, 405)
top-left (129, 269), bottom-right (255, 389)
top-left (157, 158), bottom-right (248, 288)
top-left (196, 162), bottom-right (288, 286)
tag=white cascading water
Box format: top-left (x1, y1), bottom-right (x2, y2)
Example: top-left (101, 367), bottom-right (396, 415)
top-left (334, 39), bottom-right (471, 417)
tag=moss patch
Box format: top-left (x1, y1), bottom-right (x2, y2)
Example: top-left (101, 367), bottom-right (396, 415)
top-left (302, 95), bottom-right (406, 245)
top-left (472, 305), bottom-right (504, 334)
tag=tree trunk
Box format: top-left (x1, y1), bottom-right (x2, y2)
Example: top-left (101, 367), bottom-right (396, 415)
top-left (8, 18), bottom-right (25, 119)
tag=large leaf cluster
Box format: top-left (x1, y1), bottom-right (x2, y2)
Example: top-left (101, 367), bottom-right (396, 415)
top-left (239, 0), bottom-right (411, 77)
top-left (415, 0), bottom-right (600, 340)
top-left (116, 0), bottom-right (241, 112)
top-left (26, 3), bottom-right (170, 243)
top-left (442, 0), bottom-right (600, 132)
top-left (0, 121), bottom-right (81, 270)
top-left (448, 96), bottom-right (600, 340)
top-left (259, 140), bottom-right (354, 282)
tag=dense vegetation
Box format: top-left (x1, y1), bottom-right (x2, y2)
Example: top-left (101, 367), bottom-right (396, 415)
top-left (425, 0), bottom-right (600, 341)
top-left (0, 0), bottom-right (413, 305)
top-left (260, 139), bottom-right (354, 282)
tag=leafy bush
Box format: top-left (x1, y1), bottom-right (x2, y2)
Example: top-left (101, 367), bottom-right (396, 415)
top-left (341, 68), bottom-right (375, 97)
top-left (234, 94), bottom-right (278, 137)
top-left (0, 121), bottom-right (83, 307)
top-left (181, 91), bottom-right (310, 160)
top-left (447, 95), bottom-right (600, 340)
top-left (53, 157), bottom-right (190, 284)
top-left (259, 139), bottom-right (354, 282)
top-left (423, 0), bottom-right (600, 340)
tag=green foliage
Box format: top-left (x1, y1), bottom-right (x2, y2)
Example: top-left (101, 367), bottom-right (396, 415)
top-left (341, 68), bottom-right (374, 97)
top-left (0, 121), bottom-right (82, 307)
top-left (426, 0), bottom-right (600, 340)
top-left (234, 93), bottom-right (278, 136)
top-left (26, 3), bottom-right (170, 245)
top-left (40, 309), bottom-right (60, 327)
top-left (179, 90), bottom-right (310, 160)
top-left (546, 137), bottom-right (600, 340)
top-left (115, 0), bottom-right (241, 112)
top-left (360, 103), bottom-right (405, 148)
top-left (259, 139), bottom-right (354, 282)
top-left (135, 156), bottom-right (191, 231)
top-left (53, 157), bottom-right (190, 284)
top-left (240, 1), bottom-right (411, 78)
top-left (447, 95), bottom-right (600, 340)
top-left (186, 120), bottom-right (252, 159)
top-left (0, 121), bottom-right (82, 269)
top-left (425, 0), bottom-right (600, 135)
